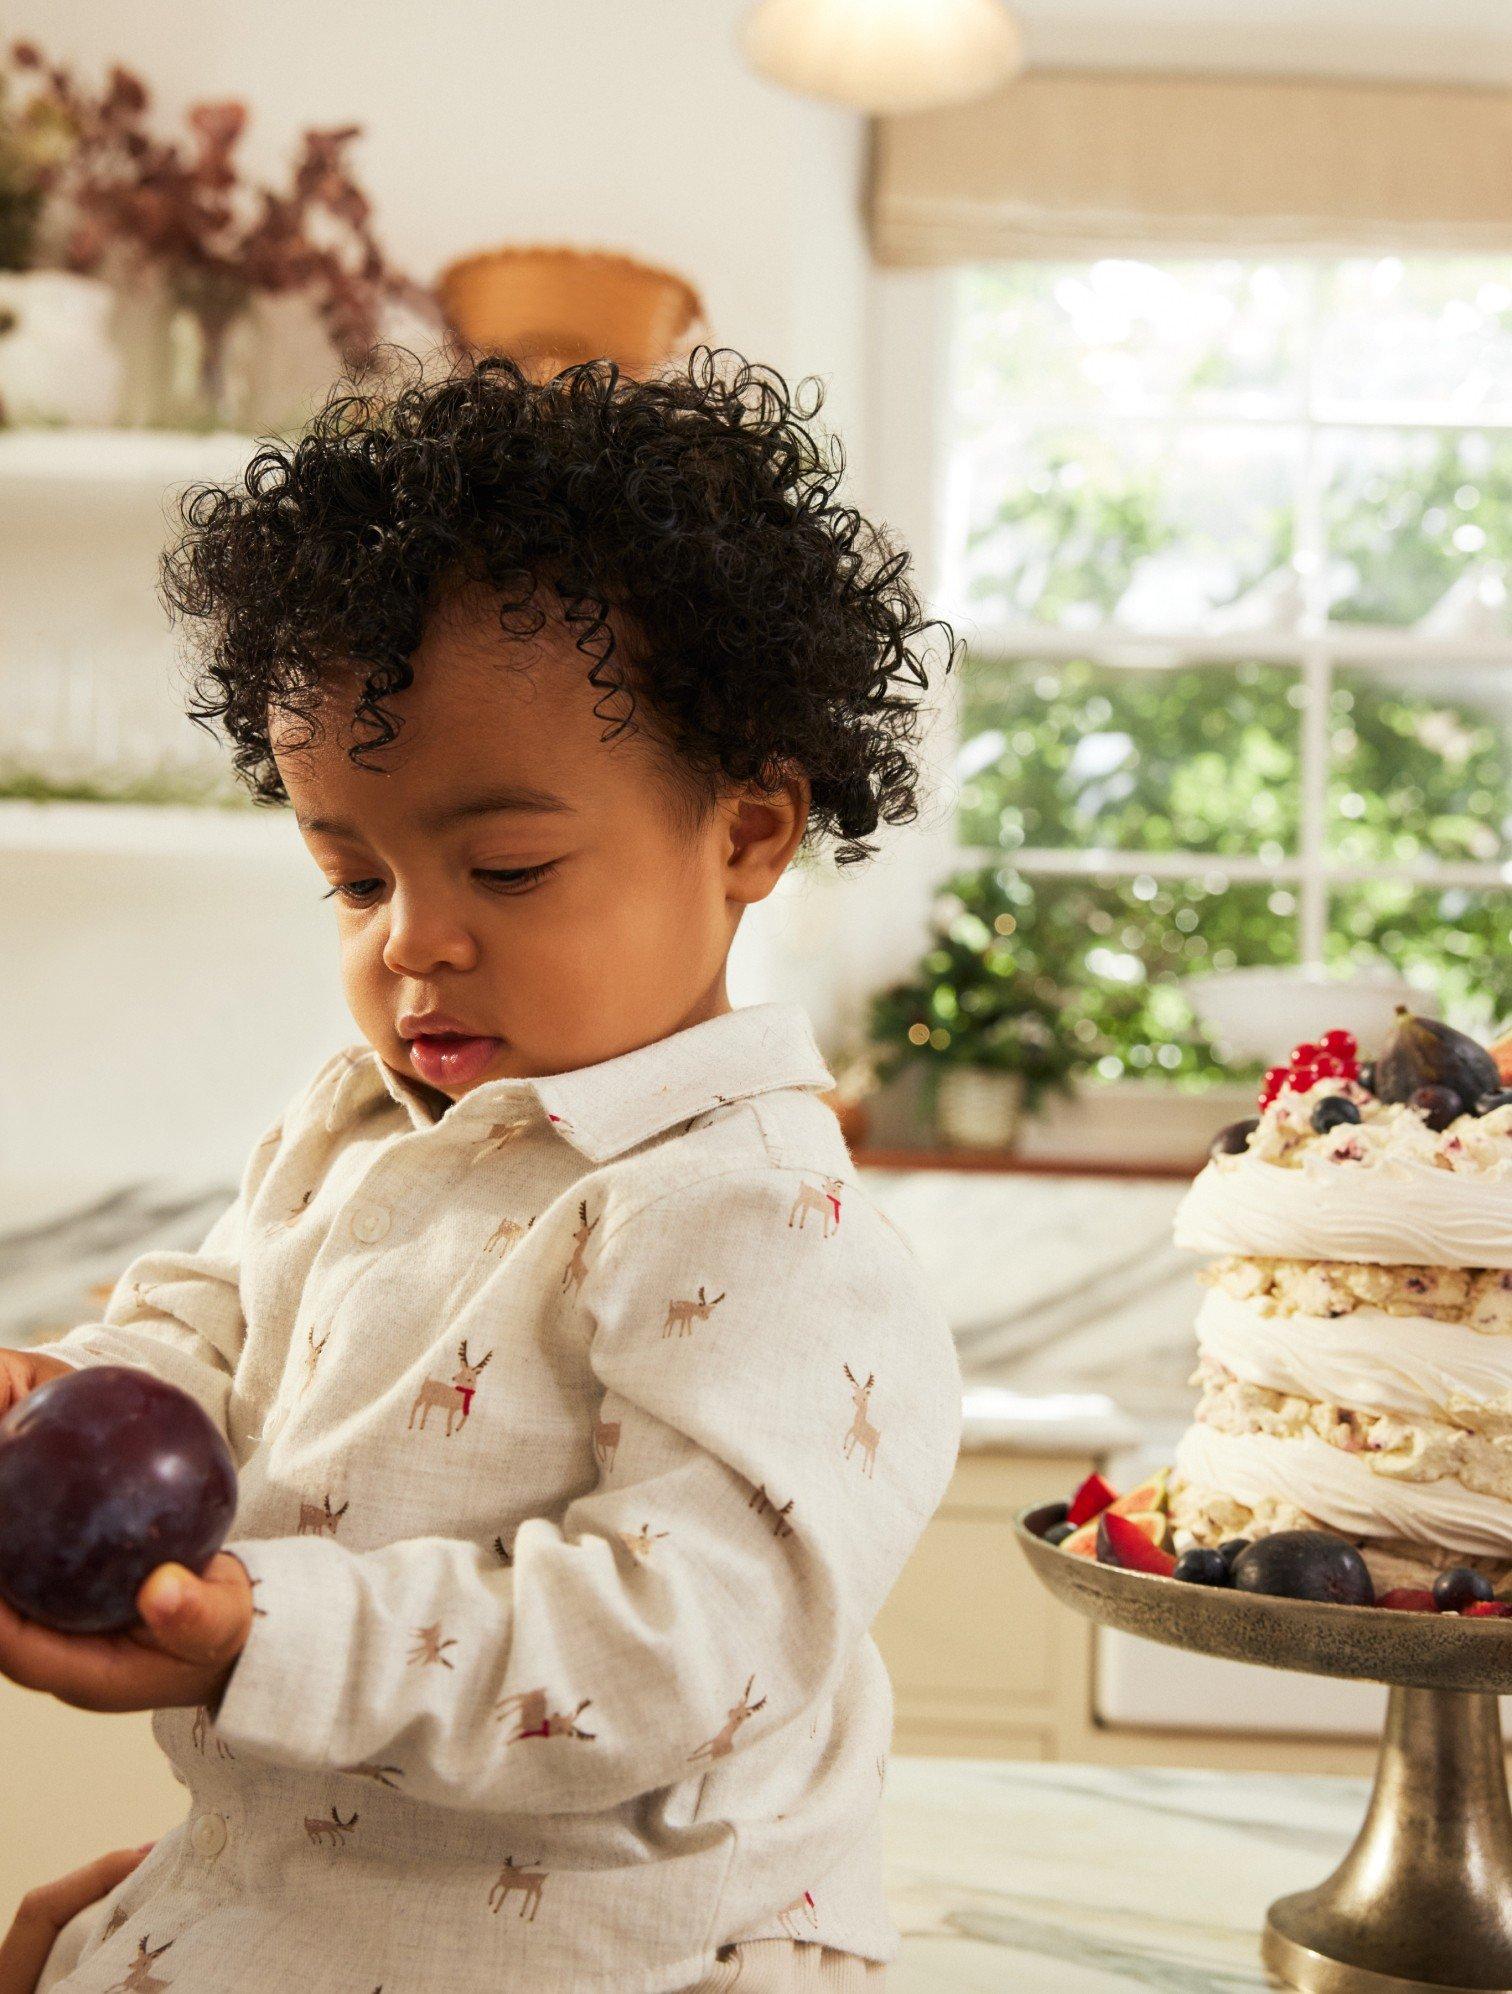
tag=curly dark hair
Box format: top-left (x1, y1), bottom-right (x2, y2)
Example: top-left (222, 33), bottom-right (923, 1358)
top-left (160, 343), bottom-right (959, 866)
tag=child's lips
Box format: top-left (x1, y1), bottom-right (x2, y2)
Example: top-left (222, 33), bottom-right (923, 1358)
top-left (407, 1033), bottom-right (502, 1088)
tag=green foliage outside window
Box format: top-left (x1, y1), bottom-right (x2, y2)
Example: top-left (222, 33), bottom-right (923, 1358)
top-left (946, 256), bottom-right (1512, 1086)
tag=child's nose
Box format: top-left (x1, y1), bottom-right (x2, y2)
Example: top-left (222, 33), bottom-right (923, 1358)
top-left (381, 889), bottom-right (479, 977)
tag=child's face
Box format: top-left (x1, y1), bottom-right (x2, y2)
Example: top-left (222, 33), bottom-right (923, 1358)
top-left (270, 582), bottom-right (809, 1101)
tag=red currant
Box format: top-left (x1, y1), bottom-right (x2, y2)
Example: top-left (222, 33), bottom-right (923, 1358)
top-left (1320, 1029), bottom-right (1358, 1057)
top-left (1291, 1042), bottom-right (1320, 1066)
top-left (1291, 1064), bottom-right (1320, 1092)
top-left (1260, 1065), bottom-right (1288, 1107)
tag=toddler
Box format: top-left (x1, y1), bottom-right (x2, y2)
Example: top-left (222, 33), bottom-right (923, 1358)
top-left (0, 348), bottom-right (963, 1993)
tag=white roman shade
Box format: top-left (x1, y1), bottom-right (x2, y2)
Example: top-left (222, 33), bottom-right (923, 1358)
top-left (868, 66), bottom-right (1512, 264)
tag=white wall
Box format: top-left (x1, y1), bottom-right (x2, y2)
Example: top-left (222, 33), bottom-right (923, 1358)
top-left (14, 0), bottom-right (875, 487)
top-left (6, 2), bottom-right (964, 1191)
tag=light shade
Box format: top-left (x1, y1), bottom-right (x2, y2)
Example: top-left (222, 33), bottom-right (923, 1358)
top-left (738, 0), bottom-right (1024, 115)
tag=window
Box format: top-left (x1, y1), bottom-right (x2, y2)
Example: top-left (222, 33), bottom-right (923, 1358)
top-left (943, 257), bottom-right (1512, 1081)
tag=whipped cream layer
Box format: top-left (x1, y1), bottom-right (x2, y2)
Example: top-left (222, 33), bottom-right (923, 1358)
top-left (1196, 1288), bottom-right (1512, 1429)
top-left (1174, 1153), bottom-right (1512, 1267)
top-left (1175, 1422), bottom-right (1512, 1558)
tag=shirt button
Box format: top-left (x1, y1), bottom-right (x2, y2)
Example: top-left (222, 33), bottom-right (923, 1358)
top-left (190, 1812), bottom-right (228, 1860)
top-left (349, 1203), bottom-right (391, 1244)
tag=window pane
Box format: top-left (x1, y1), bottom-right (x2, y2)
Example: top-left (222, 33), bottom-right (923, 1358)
top-left (958, 656), bottom-right (1302, 857)
top-left (1329, 662), bottom-right (1512, 867)
top-left (987, 868), bottom-right (1290, 1086)
top-left (955, 260), bottom-right (1310, 421)
top-left (1314, 258), bottom-right (1512, 424)
top-left (956, 421), bottom-right (1300, 630)
top-left (1328, 884), bottom-right (1512, 1032)
top-left (1321, 427), bottom-right (1512, 631)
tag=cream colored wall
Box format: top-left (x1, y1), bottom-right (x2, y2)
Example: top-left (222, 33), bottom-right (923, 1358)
top-left (0, 1685), bottom-right (184, 1932)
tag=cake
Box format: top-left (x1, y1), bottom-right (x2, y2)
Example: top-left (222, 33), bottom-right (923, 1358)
top-left (1168, 1014), bottom-right (1512, 1595)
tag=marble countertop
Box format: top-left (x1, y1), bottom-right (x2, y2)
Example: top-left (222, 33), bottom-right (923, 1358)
top-left (863, 1166), bottom-right (1199, 1447)
top-left (0, 1165), bottom-right (1199, 1449)
top-left (883, 1755), bottom-right (1362, 1990)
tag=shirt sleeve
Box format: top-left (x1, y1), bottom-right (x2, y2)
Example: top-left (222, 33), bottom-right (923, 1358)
top-left (210, 1165), bottom-right (964, 1816)
top-left (29, 1049), bottom-right (354, 1436)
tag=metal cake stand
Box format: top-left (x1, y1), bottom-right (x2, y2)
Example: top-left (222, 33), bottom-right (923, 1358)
top-left (1017, 1501), bottom-right (1512, 1992)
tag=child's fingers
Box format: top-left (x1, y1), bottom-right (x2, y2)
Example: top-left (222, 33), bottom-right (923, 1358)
top-left (0, 1843), bottom-right (151, 1994)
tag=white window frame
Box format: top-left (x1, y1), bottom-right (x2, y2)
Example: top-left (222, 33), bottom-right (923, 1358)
top-left (918, 259), bottom-right (1512, 971)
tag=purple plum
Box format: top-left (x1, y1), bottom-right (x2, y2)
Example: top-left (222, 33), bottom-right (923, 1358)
top-left (0, 1365), bottom-right (238, 1634)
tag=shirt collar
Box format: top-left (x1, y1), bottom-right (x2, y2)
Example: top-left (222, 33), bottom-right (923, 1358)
top-left (329, 1001), bottom-right (836, 1163)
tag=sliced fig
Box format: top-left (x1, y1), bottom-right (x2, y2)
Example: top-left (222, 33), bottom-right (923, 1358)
top-left (1109, 1470), bottom-right (1170, 1519)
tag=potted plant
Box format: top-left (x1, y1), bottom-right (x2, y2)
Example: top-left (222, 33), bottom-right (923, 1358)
top-left (6, 41), bottom-right (444, 430)
top-left (0, 61), bottom-right (122, 425)
top-left (866, 865), bottom-right (1084, 1150)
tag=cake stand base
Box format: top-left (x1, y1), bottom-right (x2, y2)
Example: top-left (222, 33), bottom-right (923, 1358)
top-left (1262, 1686), bottom-right (1512, 1991)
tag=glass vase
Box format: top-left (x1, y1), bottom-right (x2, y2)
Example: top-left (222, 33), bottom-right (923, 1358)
top-left (158, 272), bottom-right (257, 433)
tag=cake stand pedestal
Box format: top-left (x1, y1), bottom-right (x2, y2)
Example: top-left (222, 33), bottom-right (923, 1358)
top-left (1016, 1503), bottom-right (1512, 1992)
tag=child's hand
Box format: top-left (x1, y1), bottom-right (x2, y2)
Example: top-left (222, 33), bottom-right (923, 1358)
top-left (0, 1350), bottom-right (74, 1423)
top-left (0, 1553), bottom-right (254, 1715)
top-left (0, 1841), bottom-right (154, 1994)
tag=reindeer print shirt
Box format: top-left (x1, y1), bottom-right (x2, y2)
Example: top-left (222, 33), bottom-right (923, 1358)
top-left (33, 1001), bottom-right (962, 1994)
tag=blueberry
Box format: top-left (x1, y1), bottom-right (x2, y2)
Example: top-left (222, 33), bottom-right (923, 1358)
top-left (1475, 1090), bottom-right (1512, 1116)
top-left (1218, 1537), bottom-right (1252, 1568)
top-left (1173, 1548), bottom-right (1231, 1587)
top-left (1210, 1117), bottom-right (1259, 1159)
top-left (1432, 1566), bottom-right (1496, 1612)
top-left (1043, 1520), bottom-right (1077, 1546)
top-left (1311, 1096), bottom-right (1363, 1134)
top-left (1411, 1085), bottom-right (1465, 1131)
top-left (1358, 1061), bottom-right (1376, 1094)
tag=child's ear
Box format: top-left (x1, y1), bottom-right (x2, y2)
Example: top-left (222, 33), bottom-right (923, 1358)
top-left (724, 774), bottom-right (810, 905)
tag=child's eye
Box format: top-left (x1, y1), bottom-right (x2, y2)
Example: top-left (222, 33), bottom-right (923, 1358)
top-left (321, 862), bottom-right (557, 905)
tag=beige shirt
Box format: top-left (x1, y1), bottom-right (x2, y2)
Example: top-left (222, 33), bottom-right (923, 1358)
top-left (33, 1001), bottom-right (961, 1994)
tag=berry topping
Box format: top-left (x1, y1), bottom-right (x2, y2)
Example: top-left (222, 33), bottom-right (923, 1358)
top-left (1043, 1520), bottom-right (1076, 1546)
top-left (1217, 1537), bottom-right (1252, 1568)
top-left (1210, 1117), bottom-right (1259, 1159)
top-left (1320, 1030), bottom-right (1358, 1057)
top-left (1432, 1567), bottom-right (1496, 1612)
top-left (1465, 1601), bottom-right (1512, 1618)
top-left (1378, 1588), bottom-right (1439, 1612)
top-left (1172, 1547), bottom-right (1231, 1587)
top-left (1311, 1096), bottom-right (1363, 1134)
top-left (1410, 1084), bottom-right (1465, 1132)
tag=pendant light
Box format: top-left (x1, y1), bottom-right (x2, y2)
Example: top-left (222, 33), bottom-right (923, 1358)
top-left (738, 0), bottom-right (1025, 115)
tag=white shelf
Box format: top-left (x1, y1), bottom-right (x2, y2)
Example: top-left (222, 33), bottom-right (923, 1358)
top-left (0, 798), bottom-right (307, 859)
top-left (0, 427), bottom-right (265, 492)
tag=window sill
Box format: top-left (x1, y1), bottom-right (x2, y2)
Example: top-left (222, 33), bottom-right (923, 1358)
top-left (853, 1076), bottom-right (1255, 1176)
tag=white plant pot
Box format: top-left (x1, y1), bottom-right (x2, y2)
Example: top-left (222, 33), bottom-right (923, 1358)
top-left (935, 1066), bottom-right (1025, 1150)
top-left (0, 272), bottom-right (123, 426)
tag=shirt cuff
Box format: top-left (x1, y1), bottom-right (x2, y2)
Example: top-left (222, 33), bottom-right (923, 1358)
top-left (211, 1535), bottom-right (357, 1768)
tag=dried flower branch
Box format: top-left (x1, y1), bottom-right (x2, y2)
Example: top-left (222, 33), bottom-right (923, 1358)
top-left (5, 41), bottom-right (440, 366)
